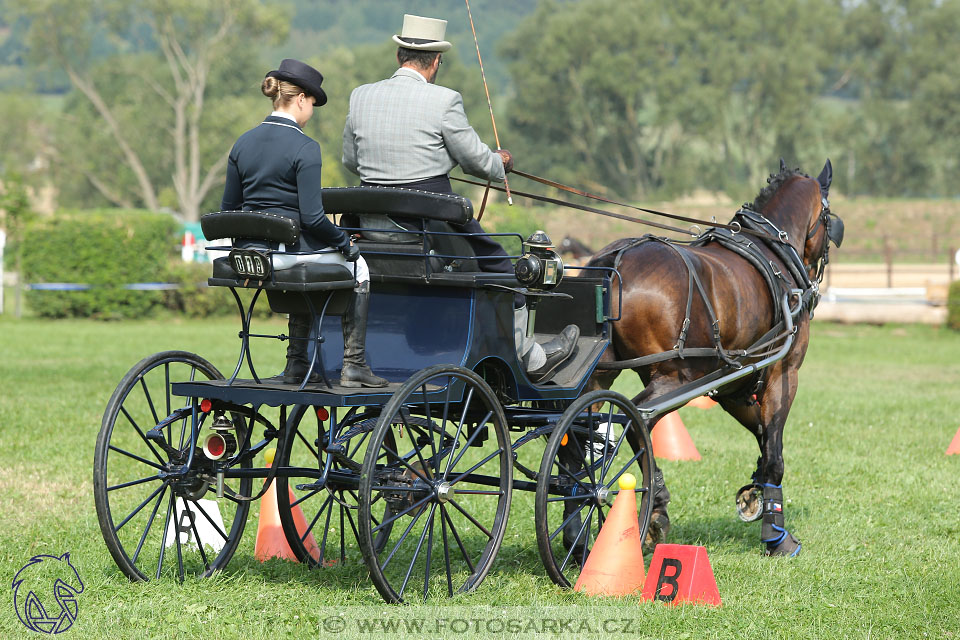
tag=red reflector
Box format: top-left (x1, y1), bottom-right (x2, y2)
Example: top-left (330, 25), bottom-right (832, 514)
top-left (316, 407), bottom-right (329, 421)
top-left (207, 435), bottom-right (225, 457)
top-left (200, 399), bottom-right (213, 413)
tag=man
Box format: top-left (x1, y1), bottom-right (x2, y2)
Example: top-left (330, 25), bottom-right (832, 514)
top-left (342, 14), bottom-right (579, 383)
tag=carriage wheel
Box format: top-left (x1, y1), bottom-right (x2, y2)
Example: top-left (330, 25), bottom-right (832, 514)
top-left (275, 406), bottom-right (396, 566)
top-left (535, 390), bottom-right (654, 588)
top-left (94, 351), bottom-right (252, 581)
top-left (358, 365), bottom-right (512, 603)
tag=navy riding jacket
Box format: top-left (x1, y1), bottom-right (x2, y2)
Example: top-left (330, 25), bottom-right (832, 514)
top-left (221, 115), bottom-right (348, 253)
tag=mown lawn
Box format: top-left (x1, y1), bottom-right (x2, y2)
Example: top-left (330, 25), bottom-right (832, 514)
top-left (1, 318), bottom-right (959, 639)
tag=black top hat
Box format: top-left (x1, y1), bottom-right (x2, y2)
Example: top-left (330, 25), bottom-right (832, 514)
top-left (265, 59), bottom-right (327, 107)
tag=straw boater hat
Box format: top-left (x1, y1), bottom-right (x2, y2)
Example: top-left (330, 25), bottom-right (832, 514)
top-left (392, 14), bottom-right (452, 52)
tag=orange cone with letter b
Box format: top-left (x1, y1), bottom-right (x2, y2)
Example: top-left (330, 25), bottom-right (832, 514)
top-left (651, 411), bottom-right (701, 461)
top-left (573, 473), bottom-right (646, 596)
top-left (254, 448), bottom-right (321, 563)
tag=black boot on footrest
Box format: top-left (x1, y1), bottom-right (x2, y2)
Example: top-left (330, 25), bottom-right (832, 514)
top-left (529, 324), bottom-right (580, 383)
top-left (340, 283), bottom-right (388, 388)
top-left (282, 314), bottom-right (322, 384)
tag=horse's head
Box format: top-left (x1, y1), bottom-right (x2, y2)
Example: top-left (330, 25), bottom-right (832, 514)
top-left (753, 159), bottom-right (844, 282)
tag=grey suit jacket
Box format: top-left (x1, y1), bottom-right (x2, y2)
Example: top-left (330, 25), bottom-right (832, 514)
top-left (342, 67), bottom-right (505, 184)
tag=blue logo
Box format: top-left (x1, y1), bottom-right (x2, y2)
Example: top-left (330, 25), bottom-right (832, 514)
top-left (12, 552), bottom-right (84, 634)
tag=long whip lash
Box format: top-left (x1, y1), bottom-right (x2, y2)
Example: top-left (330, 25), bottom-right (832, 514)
top-left (465, 0), bottom-right (512, 206)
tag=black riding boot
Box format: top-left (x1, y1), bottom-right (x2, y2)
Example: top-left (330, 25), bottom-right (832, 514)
top-left (340, 283), bottom-right (388, 388)
top-left (282, 314), bottom-right (322, 384)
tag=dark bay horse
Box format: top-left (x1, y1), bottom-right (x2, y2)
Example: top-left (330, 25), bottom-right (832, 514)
top-left (587, 160), bottom-right (843, 556)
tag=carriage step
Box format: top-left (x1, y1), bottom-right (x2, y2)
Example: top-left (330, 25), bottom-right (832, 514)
top-left (296, 481), bottom-right (326, 492)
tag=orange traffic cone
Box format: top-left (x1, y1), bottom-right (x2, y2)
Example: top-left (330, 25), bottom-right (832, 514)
top-left (574, 473), bottom-right (646, 596)
top-left (947, 427), bottom-right (960, 455)
top-left (651, 411), bottom-right (701, 461)
top-left (686, 395), bottom-right (717, 410)
top-left (254, 448), bottom-right (321, 563)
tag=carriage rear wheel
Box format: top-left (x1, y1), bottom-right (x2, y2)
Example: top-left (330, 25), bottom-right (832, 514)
top-left (535, 390), bottom-right (654, 588)
top-left (275, 406), bottom-right (395, 566)
top-left (357, 365), bottom-right (512, 603)
top-left (93, 351), bottom-right (251, 581)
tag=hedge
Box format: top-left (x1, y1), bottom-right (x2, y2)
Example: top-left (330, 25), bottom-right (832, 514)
top-left (21, 209), bottom-right (178, 319)
top-left (162, 261), bottom-right (276, 320)
top-left (947, 279), bottom-right (960, 331)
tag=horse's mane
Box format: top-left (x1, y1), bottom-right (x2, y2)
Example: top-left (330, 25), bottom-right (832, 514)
top-left (747, 167), bottom-right (809, 213)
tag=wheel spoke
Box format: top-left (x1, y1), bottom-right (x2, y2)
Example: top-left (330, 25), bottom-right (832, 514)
top-left (419, 384), bottom-right (439, 466)
top-left (442, 409), bottom-right (493, 479)
top-left (108, 474), bottom-right (161, 492)
top-left (440, 502), bottom-right (453, 597)
top-left (440, 504), bottom-right (474, 574)
top-left (188, 510), bottom-right (211, 572)
top-left (560, 504), bottom-right (596, 573)
top-left (600, 416), bottom-right (630, 483)
top-left (108, 445), bottom-right (164, 471)
top-left (119, 406), bottom-right (166, 465)
top-left (398, 503), bottom-right (436, 600)
top-left (380, 500), bottom-right (429, 571)
top-left (302, 495), bottom-right (331, 545)
top-left (379, 443), bottom-right (432, 484)
top-left (295, 428), bottom-right (319, 462)
top-left (187, 499), bottom-right (230, 542)
top-left (400, 417), bottom-right (435, 480)
top-left (318, 494), bottom-right (335, 564)
top-left (441, 386), bottom-right (474, 478)
top-left (131, 484), bottom-right (168, 564)
top-left (139, 376), bottom-right (160, 428)
top-left (113, 482), bottom-right (168, 533)
top-left (604, 447), bottom-right (648, 491)
top-left (568, 427), bottom-right (597, 486)
top-left (548, 496), bottom-right (591, 543)
top-left (290, 486), bottom-right (324, 510)
top-left (446, 448), bottom-right (503, 486)
top-left (372, 493), bottom-right (433, 534)
top-left (173, 496), bottom-right (185, 582)
top-left (447, 498), bottom-right (493, 540)
top-left (156, 494), bottom-right (174, 580)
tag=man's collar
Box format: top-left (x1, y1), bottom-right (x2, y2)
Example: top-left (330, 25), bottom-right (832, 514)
top-left (392, 66), bottom-right (429, 83)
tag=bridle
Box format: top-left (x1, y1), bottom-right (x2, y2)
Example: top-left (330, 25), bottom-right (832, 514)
top-left (804, 192), bottom-right (842, 284)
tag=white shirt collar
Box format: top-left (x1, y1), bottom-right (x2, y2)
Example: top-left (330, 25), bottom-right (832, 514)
top-left (270, 110), bottom-right (298, 123)
top-left (394, 66), bottom-right (428, 83)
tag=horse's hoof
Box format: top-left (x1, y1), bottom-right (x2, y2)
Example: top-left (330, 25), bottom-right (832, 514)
top-left (644, 511), bottom-right (670, 553)
top-left (735, 483), bottom-right (763, 522)
top-left (764, 531), bottom-right (801, 557)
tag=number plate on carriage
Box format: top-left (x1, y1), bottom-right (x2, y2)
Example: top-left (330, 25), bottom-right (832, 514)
top-left (228, 249), bottom-right (271, 279)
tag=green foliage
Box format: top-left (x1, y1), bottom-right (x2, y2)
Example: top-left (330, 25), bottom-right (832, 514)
top-left (480, 202), bottom-right (545, 256)
top-left (162, 261), bottom-right (276, 319)
top-left (20, 209), bottom-right (177, 319)
top-left (947, 279), bottom-right (960, 331)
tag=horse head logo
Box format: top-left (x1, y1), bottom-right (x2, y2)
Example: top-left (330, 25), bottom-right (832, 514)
top-left (12, 552), bottom-right (84, 634)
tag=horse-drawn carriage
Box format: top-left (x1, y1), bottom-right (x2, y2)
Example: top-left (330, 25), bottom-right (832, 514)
top-left (93, 162), bottom-right (841, 602)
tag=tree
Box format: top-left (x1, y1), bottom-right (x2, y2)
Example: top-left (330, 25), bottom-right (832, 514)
top-left (18, 0), bottom-right (288, 220)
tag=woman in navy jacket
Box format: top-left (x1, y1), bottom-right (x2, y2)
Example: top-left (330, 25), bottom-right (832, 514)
top-left (221, 59), bottom-right (387, 388)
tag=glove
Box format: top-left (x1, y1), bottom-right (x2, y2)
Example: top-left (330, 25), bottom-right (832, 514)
top-left (497, 149), bottom-right (514, 174)
top-left (341, 242), bottom-right (360, 262)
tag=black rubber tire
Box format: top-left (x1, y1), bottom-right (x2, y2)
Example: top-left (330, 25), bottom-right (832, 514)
top-left (94, 351), bottom-right (251, 581)
top-left (535, 389), bottom-right (654, 588)
top-left (357, 365), bottom-right (512, 603)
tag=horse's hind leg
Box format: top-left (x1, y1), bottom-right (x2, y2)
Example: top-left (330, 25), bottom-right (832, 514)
top-left (630, 376), bottom-right (684, 552)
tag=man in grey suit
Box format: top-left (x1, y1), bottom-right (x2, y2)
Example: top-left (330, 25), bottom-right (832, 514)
top-left (341, 14), bottom-right (579, 383)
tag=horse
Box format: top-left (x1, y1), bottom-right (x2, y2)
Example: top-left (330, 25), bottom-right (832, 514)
top-left (559, 235), bottom-right (595, 263)
top-left (586, 159), bottom-right (844, 556)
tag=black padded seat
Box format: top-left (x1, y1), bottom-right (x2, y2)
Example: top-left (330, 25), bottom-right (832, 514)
top-left (322, 186), bottom-right (473, 224)
top-left (201, 210), bottom-right (300, 244)
top-left (208, 257), bottom-right (354, 292)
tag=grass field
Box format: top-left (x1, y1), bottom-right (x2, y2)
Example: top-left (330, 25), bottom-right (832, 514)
top-left (1, 317), bottom-right (959, 639)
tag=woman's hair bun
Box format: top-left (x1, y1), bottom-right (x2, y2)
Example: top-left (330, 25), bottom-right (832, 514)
top-left (261, 76), bottom-right (280, 99)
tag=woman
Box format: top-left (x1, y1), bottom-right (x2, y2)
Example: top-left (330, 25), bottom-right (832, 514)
top-left (221, 59), bottom-right (387, 388)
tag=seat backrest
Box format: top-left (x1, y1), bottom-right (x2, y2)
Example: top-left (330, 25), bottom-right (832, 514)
top-left (322, 186), bottom-right (473, 225)
top-left (201, 211), bottom-right (300, 245)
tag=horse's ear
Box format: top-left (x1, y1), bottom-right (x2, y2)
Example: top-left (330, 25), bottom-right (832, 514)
top-left (779, 157), bottom-right (787, 174)
top-left (817, 159), bottom-right (833, 193)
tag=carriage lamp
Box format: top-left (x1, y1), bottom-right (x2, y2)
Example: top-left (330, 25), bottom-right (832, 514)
top-left (515, 230), bottom-right (564, 291)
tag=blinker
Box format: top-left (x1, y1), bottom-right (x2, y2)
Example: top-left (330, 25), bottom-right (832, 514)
top-left (826, 213), bottom-right (844, 248)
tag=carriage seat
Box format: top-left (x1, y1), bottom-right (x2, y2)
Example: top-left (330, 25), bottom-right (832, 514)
top-left (322, 186), bottom-right (480, 276)
top-left (200, 210), bottom-right (354, 292)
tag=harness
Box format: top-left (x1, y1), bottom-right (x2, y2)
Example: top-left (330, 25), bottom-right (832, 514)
top-left (596, 206), bottom-right (826, 373)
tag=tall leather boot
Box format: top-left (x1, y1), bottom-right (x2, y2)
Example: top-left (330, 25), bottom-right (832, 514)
top-left (340, 282), bottom-right (388, 388)
top-left (282, 314), bottom-right (322, 384)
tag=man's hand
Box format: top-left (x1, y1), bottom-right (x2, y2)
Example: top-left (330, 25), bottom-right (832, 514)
top-left (342, 242), bottom-right (360, 262)
top-left (497, 149), bottom-right (514, 174)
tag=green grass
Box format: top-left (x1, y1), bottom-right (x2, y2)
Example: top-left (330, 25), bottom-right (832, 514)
top-left (1, 318), bottom-right (959, 638)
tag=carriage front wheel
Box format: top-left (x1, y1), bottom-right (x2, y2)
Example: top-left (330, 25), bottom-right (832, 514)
top-left (357, 365), bottom-right (512, 603)
top-left (535, 390), bottom-right (654, 588)
top-left (93, 351), bottom-right (251, 581)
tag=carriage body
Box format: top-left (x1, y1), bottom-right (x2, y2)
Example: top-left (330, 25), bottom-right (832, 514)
top-left (93, 186), bottom-right (659, 603)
